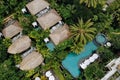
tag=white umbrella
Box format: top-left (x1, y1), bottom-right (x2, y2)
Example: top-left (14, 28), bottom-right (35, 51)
top-left (106, 42), bottom-right (111, 47)
top-left (80, 63), bottom-right (87, 69)
top-left (35, 77), bottom-right (41, 80)
top-left (45, 71), bottom-right (52, 77)
top-left (84, 60), bottom-right (91, 66)
top-left (89, 57), bottom-right (95, 62)
top-left (49, 75), bottom-right (55, 80)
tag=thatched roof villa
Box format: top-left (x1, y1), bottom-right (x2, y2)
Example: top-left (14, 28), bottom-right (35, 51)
top-left (37, 9), bottom-right (62, 30)
top-left (8, 36), bottom-right (31, 54)
top-left (26, 0), bottom-right (50, 15)
top-left (49, 24), bottom-right (70, 45)
top-left (2, 21), bottom-right (23, 39)
top-left (20, 51), bottom-right (44, 70)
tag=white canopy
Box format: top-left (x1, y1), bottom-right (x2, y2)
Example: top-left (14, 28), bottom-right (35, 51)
top-left (35, 77), bottom-right (41, 80)
top-left (106, 42), bottom-right (111, 47)
top-left (45, 71), bottom-right (52, 77)
top-left (49, 75), bottom-right (55, 80)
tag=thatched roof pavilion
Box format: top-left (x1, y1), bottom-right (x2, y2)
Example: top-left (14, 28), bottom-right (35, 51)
top-left (49, 24), bottom-right (70, 45)
top-left (2, 21), bottom-right (23, 38)
top-left (37, 9), bottom-right (62, 30)
top-left (26, 0), bottom-right (50, 15)
top-left (20, 51), bottom-right (44, 70)
top-left (8, 36), bottom-right (31, 54)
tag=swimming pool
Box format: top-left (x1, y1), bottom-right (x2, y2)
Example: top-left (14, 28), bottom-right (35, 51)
top-left (95, 34), bottom-right (107, 45)
top-left (62, 34), bottom-right (107, 78)
top-left (62, 42), bottom-right (98, 78)
top-left (46, 42), bottom-right (55, 51)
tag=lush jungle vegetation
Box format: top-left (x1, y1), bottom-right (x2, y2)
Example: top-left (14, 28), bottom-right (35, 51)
top-left (0, 0), bottom-right (120, 80)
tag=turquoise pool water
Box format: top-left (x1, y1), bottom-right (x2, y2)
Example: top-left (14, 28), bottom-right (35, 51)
top-left (95, 34), bottom-right (107, 45)
top-left (62, 41), bottom-right (98, 78)
top-left (46, 42), bottom-right (55, 51)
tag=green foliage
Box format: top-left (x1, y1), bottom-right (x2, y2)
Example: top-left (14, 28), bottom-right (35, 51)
top-left (110, 33), bottom-right (120, 50)
top-left (80, 0), bottom-right (105, 8)
top-left (84, 62), bottom-right (105, 80)
top-left (25, 70), bottom-right (35, 78)
top-left (70, 18), bottom-right (96, 53)
top-left (13, 54), bottom-right (22, 64)
top-left (107, 0), bottom-right (120, 12)
top-left (0, 39), bottom-right (11, 62)
top-left (0, 58), bottom-right (29, 80)
top-left (93, 13), bottom-right (113, 33)
top-left (97, 47), bottom-right (115, 64)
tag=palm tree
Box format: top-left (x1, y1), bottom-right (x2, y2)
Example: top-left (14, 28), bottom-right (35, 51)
top-left (80, 0), bottom-right (105, 8)
top-left (70, 18), bottom-right (96, 54)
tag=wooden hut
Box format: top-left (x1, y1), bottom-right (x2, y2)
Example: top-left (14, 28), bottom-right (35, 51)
top-left (37, 9), bottom-right (62, 30)
top-left (49, 24), bottom-right (70, 45)
top-left (8, 36), bottom-right (31, 54)
top-left (20, 51), bottom-right (44, 70)
top-left (26, 0), bottom-right (50, 15)
top-left (2, 21), bottom-right (23, 38)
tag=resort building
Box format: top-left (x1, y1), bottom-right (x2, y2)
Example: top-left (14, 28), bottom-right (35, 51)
top-left (2, 20), bottom-right (23, 39)
top-left (37, 9), bottom-right (62, 30)
top-left (8, 36), bottom-right (31, 54)
top-left (49, 24), bottom-right (70, 45)
top-left (26, 0), bottom-right (50, 15)
top-left (19, 51), bottom-right (44, 70)
top-left (101, 57), bottom-right (120, 80)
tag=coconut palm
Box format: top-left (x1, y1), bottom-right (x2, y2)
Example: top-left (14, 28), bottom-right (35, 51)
top-left (70, 18), bottom-right (96, 44)
top-left (70, 18), bottom-right (96, 53)
top-left (80, 0), bottom-right (105, 8)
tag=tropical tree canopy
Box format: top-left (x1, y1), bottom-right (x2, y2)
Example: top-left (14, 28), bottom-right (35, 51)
top-left (70, 18), bottom-right (96, 54)
top-left (80, 0), bottom-right (105, 8)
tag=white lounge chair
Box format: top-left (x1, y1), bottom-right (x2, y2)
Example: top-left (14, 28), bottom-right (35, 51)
top-left (32, 22), bottom-right (38, 28)
top-left (80, 63), bottom-right (87, 69)
top-left (44, 37), bottom-right (50, 43)
top-left (35, 77), bottom-right (41, 80)
top-left (92, 54), bottom-right (99, 59)
top-left (45, 71), bottom-right (52, 77)
top-left (21, 8), bottom-right (27, 13)
top-left (89, 57), bottom-right (95, 62)
top-left (84, 59), bottom-right (91, 66)
top-left (49, 75), bottom-right (55, 80)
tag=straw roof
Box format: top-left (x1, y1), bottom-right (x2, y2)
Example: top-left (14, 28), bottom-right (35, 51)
top-left (49, 24), bottom-right (70, 45)
top-left (117, 64), bottom-right (120, 70)
top-left (26, 0), bottom-right (50, 15)
top-left (8, 36), bottom-right (31, 54)
top-left (2, 21), bottom-right (23, 38)
top-left (20, 51), bottom-right (44, 70)
top-left (37, 9), bottom-right (62, 30)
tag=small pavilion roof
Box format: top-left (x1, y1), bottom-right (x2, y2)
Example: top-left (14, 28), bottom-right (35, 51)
top-left (37, 9), bottom-right (62, 30)
top-left (49, 24), bottom-right (70, 45)
top-left (8, 36), bottom-right (31, 54)
top-left (2, 21), bottom-right (23, 38)
top-left (20, 51), bottom-right (44, 70)
top-left (26, 0), bottom-right (50, 15)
